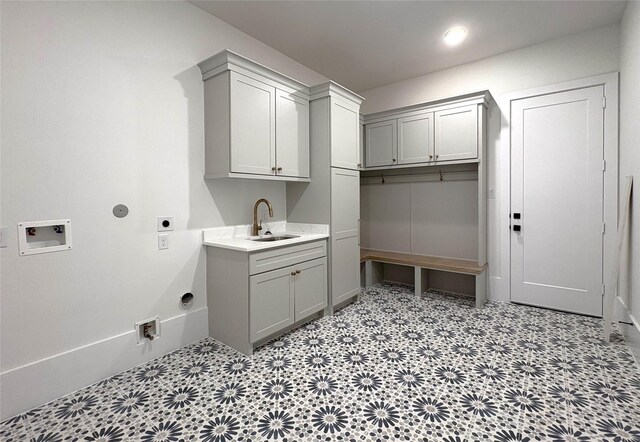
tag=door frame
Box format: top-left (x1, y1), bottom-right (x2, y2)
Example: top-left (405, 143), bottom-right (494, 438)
top-left (499, 72), bottom-right (618, 312)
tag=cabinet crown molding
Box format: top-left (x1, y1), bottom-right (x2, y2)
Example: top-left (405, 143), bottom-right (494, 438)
top-left (363, 90), bottom-right (493, 124)
top-left (198, 49), bottom-right (310, 96)
top-left (310, 81), bottom-right (364, 105)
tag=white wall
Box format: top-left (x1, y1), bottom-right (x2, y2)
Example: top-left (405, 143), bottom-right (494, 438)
top-left (619, 1), bottom-right (640, 359)
top-left (360, 24), bottom-right (620, 302)
top-left (0, 1), bottom-right (327, 419)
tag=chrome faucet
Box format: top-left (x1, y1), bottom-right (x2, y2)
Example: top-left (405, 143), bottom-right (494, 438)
top-left (252, 198), bottom-right (273, 236)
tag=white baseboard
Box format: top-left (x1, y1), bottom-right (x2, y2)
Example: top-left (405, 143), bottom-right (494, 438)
top-left (620, 311), bottom-right (640, 366)
top-left (614, 295), bottom-right (640, 366)
top-left (488, 276), bottom-right (509, 302)
top-left (0, 307), bottom-right (208, 421)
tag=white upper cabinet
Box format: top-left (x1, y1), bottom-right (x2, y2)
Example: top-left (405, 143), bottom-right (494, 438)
top-left (230, 72), bottom-right (276, 176)
top-left (309, 82), bottom-right (364, 171)
top-left (275, 90), bottom-right (309, 178)
top-left (434, 104), bottom-right (478, 162)
top-left (198, 50), bottom-right (310, 182)
top-left (397, 112), bottom-right (434, 164)
top-left (330, 97), bottom-right (360, 170)
top-left (365, 119), bottom-right (397, 167)
top-left (363, 92), bottom-right (490, 169)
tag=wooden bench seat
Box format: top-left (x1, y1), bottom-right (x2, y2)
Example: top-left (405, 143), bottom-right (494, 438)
top-left (360, 248), bottom-right (488, 307)
top-left (360, 249), bottom-right (486, 275)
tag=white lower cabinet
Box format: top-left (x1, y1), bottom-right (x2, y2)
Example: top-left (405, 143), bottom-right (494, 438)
top-left (206, 239), bottom-right (327, 356)
top-left (331, 168), bottom-right (361, 306)
top-left (294, 258), bottom-right (329, 319)
top-left (249, 266), bottom-right (295, 343)
top-left (250, 257), bottom-right (327, 343)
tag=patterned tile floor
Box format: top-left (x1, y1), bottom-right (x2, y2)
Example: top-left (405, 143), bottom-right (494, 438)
top-left (2, 282), bottom-right (640, 442)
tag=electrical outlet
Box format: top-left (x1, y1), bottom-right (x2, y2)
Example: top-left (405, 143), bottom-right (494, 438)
top-left (158, 234), bottom-right (169, 250)
top-left (489, 188), bottom-right (496, 199)
top-left (157, 216), bottom-right (174, 232)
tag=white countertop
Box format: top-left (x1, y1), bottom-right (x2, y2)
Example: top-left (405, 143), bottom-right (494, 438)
top-left (203, 222), bottom-right (329, 252)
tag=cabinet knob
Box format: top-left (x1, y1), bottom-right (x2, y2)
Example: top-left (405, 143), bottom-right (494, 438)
top-left (429, 155), bottom-right (433, 160)
top-left (392, 159), bottom-right (396, 163)
top-left (436, 155), bottom-right (439, 159)
top-left (295, 270), bottom-right (301, 275)
top-left (291, 271), bottom-right (296, 276)
top-left (357, 163), bottom-right (362, 168)
top-left (277, 167), bottom-right (283, 172)
top-left (272, 167), bottom-right (277, 172)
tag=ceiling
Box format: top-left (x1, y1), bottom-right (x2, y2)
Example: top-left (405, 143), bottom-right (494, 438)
top-left (191, 1), bottom-right (626, 93)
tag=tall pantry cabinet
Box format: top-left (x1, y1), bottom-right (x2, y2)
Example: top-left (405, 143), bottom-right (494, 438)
top-left (287, 82), bottom-right (363, 311)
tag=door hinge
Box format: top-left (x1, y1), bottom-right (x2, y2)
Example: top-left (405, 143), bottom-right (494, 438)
top-left (602, 96), bottom-right (606, 108)
top-left (603, 160), bottom-right (606, 171)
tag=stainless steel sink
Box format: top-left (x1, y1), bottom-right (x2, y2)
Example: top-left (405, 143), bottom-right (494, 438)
top-left (249, 234), bottom-right (300, 242)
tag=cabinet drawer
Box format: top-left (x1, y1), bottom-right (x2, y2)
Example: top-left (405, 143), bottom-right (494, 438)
top-left (249, 240), bottom-right (327, 275)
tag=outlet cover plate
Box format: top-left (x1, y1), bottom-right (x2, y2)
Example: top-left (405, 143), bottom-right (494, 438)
top-left (158, 234), bottom-right (169, 250)
top-left (157, 216), bottom-right (174, 232)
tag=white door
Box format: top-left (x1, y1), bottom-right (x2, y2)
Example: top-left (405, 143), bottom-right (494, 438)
top-left (331, 168), bottom-right (360, 306)
top-left (398, 112), bottom-right (434, 164)
top-left (365, 120), bottom-right (397, 167)
top-left (434, 105), bottom-right (478, 162)
top-left (511, 86), bottom-right (604, 316)
top-left (230, 72), bottom-right (276, 175)
top-left (275, 90), bottom-right (309, 178)
top-left (331, 97), bottom-right (360, 170)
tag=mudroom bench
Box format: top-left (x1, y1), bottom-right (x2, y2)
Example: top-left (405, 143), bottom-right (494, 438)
top-left (360, 248), bottom-right (488, 308)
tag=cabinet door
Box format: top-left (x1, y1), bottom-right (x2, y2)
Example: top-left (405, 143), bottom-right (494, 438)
top-left (331, 235), bottom-right (360, 306)
top-left (294, 257), bottom-right (327, 321)
top-left (331, 168), bottom-right (360, 306)
top-left (276, 90), bottom-right (309, 178)
top-left (358, 117), bottom-right (364, 169)
top-left (365, 120), bottom-right (397, 167)
top-left (331, 97), bottom-right (360, 170)
top-left (434, 104), bottom-right (478, 162)
top-left (230, 72), bottom-right (276, 175)
top-left (249, 266), bottom-right (294, 343)
top-left (398, 112), bottom-right (434, 164)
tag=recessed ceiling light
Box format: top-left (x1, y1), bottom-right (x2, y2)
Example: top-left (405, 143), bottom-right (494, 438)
top-left (444, 26), bottom-right (467, 46)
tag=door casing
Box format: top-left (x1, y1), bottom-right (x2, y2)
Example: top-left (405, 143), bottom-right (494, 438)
top-left (497, 73), bottom-right (619, 310)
